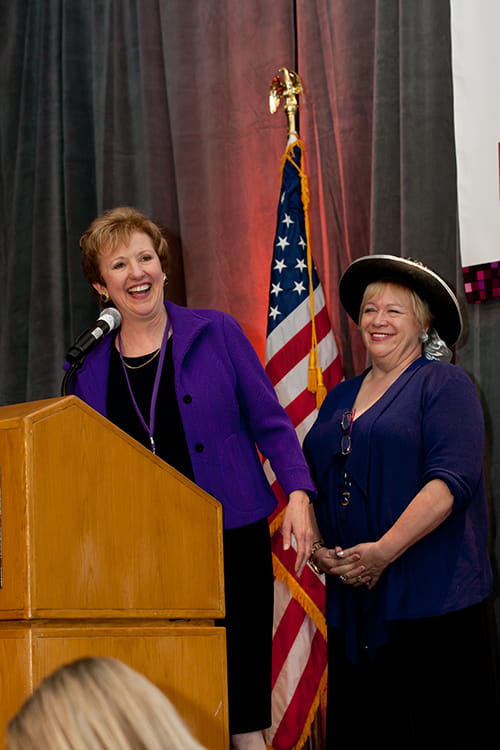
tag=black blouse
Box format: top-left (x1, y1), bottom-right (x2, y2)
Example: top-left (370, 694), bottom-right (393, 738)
top-left (106, 338), bottom-right (194, 480)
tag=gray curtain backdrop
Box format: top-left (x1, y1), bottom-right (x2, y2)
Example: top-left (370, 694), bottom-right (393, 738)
top-left (1, 0), bottom-right (499, 634)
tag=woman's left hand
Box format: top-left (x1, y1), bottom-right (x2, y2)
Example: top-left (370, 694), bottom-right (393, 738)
top-left (342, 479), bottom-right (455, 588)
top-left (281, 490), bottom-right (315, 575)
top-left (340, 541), bottom-right (391, 588)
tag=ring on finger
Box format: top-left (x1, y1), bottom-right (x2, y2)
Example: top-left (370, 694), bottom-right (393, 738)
top-left (355, 575), bottom-right (362, 583)
top-left (339, 574), bottom-right (347, 583)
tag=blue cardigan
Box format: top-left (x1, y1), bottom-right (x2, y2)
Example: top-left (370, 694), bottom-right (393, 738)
top-left (303, 356), bottom-right (493, 661)
top-left (68, 301), bottom-right (315, 529)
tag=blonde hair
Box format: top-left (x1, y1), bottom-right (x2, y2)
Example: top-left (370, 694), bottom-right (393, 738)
top-left (6, 657), bottom-right (206, 750)
top-left (359, 280), bottom-right (433, 330)
top-left (80, 206), bottom-right (169, 288)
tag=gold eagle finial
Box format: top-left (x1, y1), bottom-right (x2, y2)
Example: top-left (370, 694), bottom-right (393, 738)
top-left (269, 68), bottom-right (304, 133)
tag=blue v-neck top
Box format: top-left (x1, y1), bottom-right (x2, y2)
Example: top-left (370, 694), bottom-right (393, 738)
top-left (303, 356), bottom-right (493, 662)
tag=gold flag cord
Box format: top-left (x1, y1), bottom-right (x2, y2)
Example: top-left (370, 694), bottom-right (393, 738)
top-left (280, 140), bottom-right (327, 409)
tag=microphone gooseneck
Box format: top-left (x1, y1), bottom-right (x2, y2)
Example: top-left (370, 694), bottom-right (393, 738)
top-left (61, 307), bottom-right (122, 397)
top-left (65, 308), bottom-right (122, 366)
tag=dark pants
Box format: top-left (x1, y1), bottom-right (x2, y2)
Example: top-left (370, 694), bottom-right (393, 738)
top-left (217, 518), bottom-right (274, 734)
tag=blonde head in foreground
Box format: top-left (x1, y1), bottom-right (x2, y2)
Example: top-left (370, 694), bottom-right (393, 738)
top-left (6, 656), bottom-right (206, 750)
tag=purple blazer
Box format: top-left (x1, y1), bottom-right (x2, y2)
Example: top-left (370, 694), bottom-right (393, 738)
top-left (68, 301), bottom-right (315, 529)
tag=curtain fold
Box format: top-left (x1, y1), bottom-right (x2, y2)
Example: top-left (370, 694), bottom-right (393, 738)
top-left (371, 0), bottom-right (458, 280)
top-left (297, 0), bottom-right (376, 377)
top-left (0, 1), bottom-right (94, 402)
top-left (155, 0), bottom-right (297, 359)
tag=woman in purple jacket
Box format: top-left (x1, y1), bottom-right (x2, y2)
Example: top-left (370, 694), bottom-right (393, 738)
top-left (68, 206), bottom-right (316, 750)
top-left (304, 255), bottom-right (500, 749)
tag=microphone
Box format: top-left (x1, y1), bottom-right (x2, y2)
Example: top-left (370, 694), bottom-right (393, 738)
top-left (65, 307), bottom-right (122, 365)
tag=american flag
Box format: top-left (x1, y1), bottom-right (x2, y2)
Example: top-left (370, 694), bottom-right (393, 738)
top-left (264, 137), bottom-right (343, 749)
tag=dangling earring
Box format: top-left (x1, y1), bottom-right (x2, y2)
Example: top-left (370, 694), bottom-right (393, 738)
top-left (419, 330), bottom-right (429, 344)
top-left (423, 328), bottom-right (453, 363)
top-left (101, 290), bottom-right (110, 303)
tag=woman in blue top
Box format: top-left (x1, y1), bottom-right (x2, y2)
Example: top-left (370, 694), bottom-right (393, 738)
top-left (303, 255), bottom-right (499, 749)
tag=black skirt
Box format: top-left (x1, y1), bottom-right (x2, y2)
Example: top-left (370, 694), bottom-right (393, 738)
top-left (326, 598), bottom-right (500, 749)
top-left (217, 518), bottom-right (274, 734)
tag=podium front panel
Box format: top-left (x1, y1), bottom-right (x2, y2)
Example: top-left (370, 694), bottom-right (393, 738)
top-left (0, 397), bottom-right (225, 619)
top-left (0, 622), bottom-right (229, 750)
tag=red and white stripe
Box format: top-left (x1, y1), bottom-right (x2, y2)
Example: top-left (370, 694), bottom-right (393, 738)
top-left (264, 286), bottom-right (342, 749)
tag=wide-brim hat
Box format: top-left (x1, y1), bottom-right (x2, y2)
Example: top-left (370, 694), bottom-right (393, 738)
top-left (339, 255), bottom-right (463, 346)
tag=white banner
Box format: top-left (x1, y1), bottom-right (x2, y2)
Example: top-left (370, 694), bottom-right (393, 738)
top-left (450, 0), bottom-right (500, 269)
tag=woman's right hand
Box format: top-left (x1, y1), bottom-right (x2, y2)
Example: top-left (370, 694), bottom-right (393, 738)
top-left (312, 546), bottom-right (370, 586)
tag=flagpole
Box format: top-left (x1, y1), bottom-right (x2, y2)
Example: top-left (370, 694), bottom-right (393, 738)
top-left (269, 69), bottom-right (328, 408)
top-left (265, 69), bottom-right (342, 750)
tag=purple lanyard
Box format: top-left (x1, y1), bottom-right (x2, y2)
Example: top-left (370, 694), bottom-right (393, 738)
top-left (117, 319), bottom-right (171, 454)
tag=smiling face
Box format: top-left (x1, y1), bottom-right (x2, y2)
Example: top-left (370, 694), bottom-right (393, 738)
top-left (359, 282), bottom-right (426, 369)
top-left (93, 231), bottom-right (166, 326)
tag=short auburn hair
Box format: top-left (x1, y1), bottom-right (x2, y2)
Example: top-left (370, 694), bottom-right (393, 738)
top-left (80, 206), bottom-right (169, 287)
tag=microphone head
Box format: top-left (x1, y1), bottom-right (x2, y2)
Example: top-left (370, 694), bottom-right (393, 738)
top-left (98, 307), bottom-right (122, 331)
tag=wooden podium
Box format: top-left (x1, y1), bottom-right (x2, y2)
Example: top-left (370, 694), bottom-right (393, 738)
top-left (0, 396), bottom-right (228, 749)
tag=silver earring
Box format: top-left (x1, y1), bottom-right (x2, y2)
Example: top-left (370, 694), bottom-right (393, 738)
top-left (163, 274), bottom-right (169, 286)
top-left (424, 328), bottom-right (452, 363)
top-left (419, 330), bottom-right (429, 344)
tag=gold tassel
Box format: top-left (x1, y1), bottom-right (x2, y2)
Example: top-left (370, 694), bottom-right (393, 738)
top-left (315, 367), bottom-right (327, 409)
top-left (308, 347), bottom-right (327, 407)
top-left (308, 349), bottom-right (319, 391)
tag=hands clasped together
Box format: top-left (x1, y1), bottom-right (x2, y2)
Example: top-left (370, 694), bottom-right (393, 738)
top-left (311, 541), bottom-right (392, 590)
